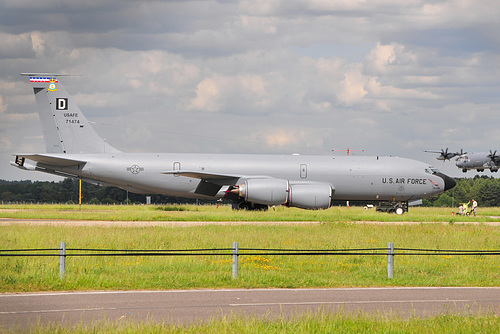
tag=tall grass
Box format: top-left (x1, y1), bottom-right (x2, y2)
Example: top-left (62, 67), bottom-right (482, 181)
top-left (1, 221), bottom-right (499, 292)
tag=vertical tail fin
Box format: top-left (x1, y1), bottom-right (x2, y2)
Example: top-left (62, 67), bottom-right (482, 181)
top-left (22, 73), bottom-right (120, 154)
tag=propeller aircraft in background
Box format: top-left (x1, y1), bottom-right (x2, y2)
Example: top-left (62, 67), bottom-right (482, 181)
top-left (426, 148), bottom-right (500, 173)
top-left (455, 150), bottom-right (500, 173)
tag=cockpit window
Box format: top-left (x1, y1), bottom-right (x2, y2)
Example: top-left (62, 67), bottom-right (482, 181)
top-left (425, 166), bottom-right (439, 174)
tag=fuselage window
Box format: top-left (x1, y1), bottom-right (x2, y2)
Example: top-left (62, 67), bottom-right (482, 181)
top-left (425, 166), bottom-right (439, 174)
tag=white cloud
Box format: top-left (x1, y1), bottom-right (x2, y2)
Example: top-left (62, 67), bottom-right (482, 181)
top-left (364, 43), bottom-right (418, 75)
top-left (187, 73), bottom-right (272, 113)
top-left (0, 32), bottom-right (35, 58)
top-left (248, 128), bottom-right (318, 149)
top-left (238, 16), bottom-right (278, 35)
top-left (419, 0), bottom-right (500, 27)
top-left (30, 32), bottom-right (45, 56)
top-left (338, 64), bottom-right (367, 106)
top-left (189, 77), bottom-right (221, 112)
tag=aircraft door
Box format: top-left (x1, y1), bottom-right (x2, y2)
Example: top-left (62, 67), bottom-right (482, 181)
top-left (173, 162), bottom-right (181, 177)
top-left (300, 164), bottom-right (307, 179)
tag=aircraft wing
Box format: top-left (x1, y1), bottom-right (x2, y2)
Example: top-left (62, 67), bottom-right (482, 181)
top-left (14, 154), bottom-right (87, 167)
top-left (162, 170), bottom-right (244, 186)
top-left (163, 170), bottom-right (253, 197)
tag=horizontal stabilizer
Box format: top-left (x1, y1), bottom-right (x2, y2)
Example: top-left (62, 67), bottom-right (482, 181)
top-left (10, 160), bottom-right (36, 171)
top-left (14, 154), bottom-right (86, 167)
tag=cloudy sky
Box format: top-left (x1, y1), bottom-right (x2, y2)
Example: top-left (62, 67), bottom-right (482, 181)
top-left (1, 0), bottom-right (500, 181)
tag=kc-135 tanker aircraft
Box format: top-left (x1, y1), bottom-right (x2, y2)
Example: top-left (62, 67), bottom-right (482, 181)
top-left (12, 74), bottom-right (456, 214)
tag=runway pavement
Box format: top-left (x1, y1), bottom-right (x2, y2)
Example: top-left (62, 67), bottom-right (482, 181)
top-left (1, 218), bottom-right (500, 226)
top-left (1, 287), bottom-right (499, 330)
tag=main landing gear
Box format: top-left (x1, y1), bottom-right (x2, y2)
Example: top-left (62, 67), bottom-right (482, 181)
top-left (225, 189), bottom-right (269, 211)
top-left (231, 200), bottom-right (268, 211)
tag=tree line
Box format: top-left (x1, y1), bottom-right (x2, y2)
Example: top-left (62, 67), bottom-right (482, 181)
top-left (0, 178), bottom-right (214, 205)
top-left (1, 176), bottom-right (499, 207)
top-left (424, 175), bottom-right (500, 207)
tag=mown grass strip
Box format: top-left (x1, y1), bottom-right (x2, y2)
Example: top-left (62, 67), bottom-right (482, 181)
top-left (1, 203), bottom-right (500, 222)
top-left (12, 310), bottom-right (500, 334)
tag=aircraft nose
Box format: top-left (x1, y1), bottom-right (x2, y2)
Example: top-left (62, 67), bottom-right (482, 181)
top-left (435, 172), bottom-right (456, 191)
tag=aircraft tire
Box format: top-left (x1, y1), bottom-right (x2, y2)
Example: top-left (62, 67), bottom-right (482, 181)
top-left (395, 207), bottom-right (404, 215)
top-left (240, 202), bottom-right (251, 210)
top-left (233, 200), bottom-right (268, 211)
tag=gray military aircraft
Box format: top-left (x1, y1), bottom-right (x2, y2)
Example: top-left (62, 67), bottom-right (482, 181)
top-left (12, 74), bottom-right (456, 213)
top-left (427, 147), bottom-right (500, 173)
top-left (455, 150), bottom-right (500, 173)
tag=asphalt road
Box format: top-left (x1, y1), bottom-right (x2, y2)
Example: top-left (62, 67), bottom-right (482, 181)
top-left (1, 287), bottom-right (499, 330)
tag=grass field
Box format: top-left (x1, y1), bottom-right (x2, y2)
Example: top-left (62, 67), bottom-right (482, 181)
top-left (1, 204), bottom-right (499, 293)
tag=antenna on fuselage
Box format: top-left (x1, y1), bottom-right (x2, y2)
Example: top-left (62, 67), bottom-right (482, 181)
top-left (332, 148), bottom-right (364, 156)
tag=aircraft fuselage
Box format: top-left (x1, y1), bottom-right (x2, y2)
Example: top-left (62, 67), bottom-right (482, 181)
top-left (455, 153), bottom-right (499, 172)
top-left (32, 152), bottom-right (453, 202)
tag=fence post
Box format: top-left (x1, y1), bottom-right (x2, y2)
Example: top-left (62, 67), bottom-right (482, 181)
top-left (59, 242), bottom-right (66, 279)
top-left (388, 242), bottom-right (394, 279)
top-left (232, 242), bottom-right (239, 279)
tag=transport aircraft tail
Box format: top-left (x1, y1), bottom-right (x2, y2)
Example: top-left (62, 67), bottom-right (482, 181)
top-left (21, 73), bottom-right (120, 154)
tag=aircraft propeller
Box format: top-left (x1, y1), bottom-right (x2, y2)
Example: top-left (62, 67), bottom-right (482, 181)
top-left (488, 149), bottom-right (499, 162)
top-left (424, 148), bottom-right (464, 161)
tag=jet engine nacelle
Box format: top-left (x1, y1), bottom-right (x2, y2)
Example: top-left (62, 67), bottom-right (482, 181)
top-left (231, 179), bottom-right (333, 210)
top-left (234, 178), bottom-right (289, 205)
top-left (288, 183), bottom-right (333, 210)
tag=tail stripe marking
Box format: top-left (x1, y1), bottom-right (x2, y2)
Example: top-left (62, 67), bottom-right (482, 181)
top-left (29, 77), bottom-right (59, 83)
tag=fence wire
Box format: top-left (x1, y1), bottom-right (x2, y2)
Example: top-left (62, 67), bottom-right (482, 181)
top-left (1, 247), bottom-right (499, 257)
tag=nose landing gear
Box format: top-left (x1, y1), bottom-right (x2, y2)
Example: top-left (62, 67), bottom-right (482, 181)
top-left (376, 201), bottom-right (407, 214)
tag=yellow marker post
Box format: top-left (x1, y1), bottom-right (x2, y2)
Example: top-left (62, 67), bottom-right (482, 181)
top-left (79, 178), bottom-right (82, 210)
